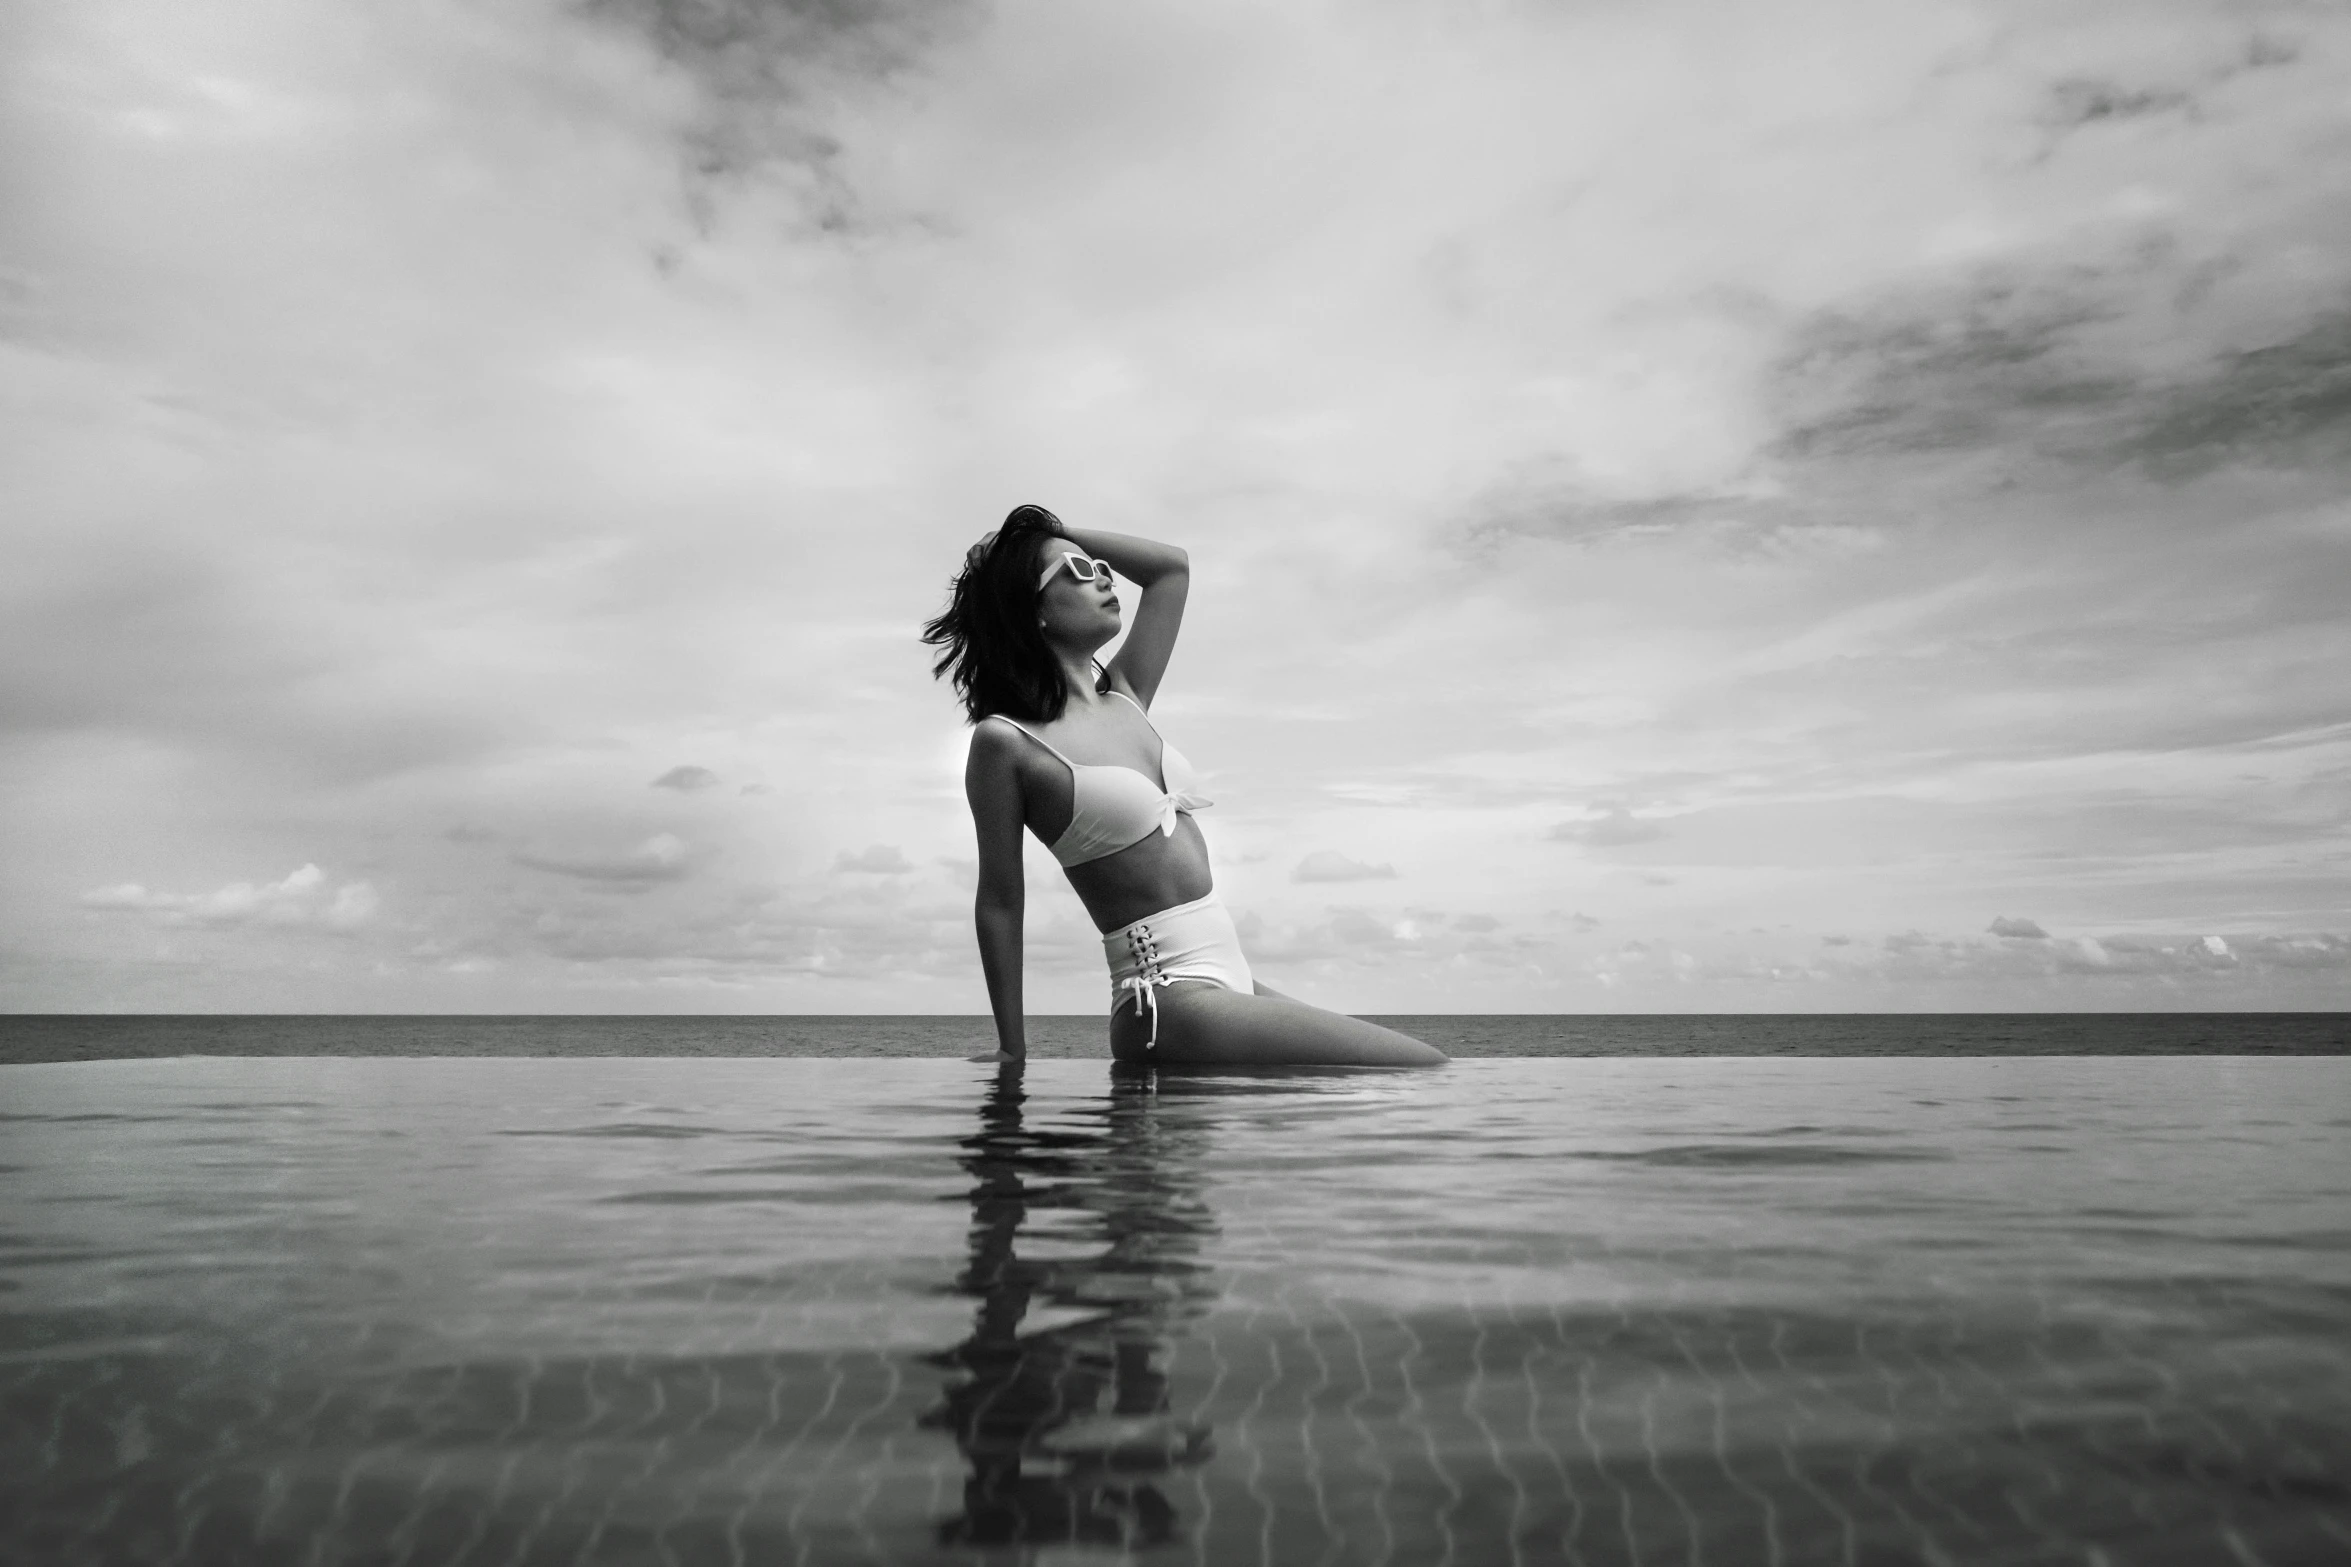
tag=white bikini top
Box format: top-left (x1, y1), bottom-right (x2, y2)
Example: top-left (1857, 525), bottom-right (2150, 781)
top-left (990, 691), bottom-right (1213, 867)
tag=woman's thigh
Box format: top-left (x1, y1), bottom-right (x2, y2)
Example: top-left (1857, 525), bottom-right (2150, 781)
top-left (1110, 982), bottom-right (1446, 1067)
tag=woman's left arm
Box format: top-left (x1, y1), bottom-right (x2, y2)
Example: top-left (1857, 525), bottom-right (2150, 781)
top-left (1060, 524), bottom-right (1189, 708)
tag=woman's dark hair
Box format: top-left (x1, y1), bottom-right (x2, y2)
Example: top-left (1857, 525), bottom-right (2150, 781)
top-left (922, 504), bottom-right (1101, 724)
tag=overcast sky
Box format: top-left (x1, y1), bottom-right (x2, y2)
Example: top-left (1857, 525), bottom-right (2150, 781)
top-left (4, 0), bottom-right (2347, 1014)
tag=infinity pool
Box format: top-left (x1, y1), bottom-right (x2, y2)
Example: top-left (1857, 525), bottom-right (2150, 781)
top-left (5, 1057), bottom-right (2347, 1565)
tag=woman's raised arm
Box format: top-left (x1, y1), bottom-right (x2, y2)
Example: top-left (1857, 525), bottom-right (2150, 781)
top-left (1059, 524), bottom-right (1189, 709)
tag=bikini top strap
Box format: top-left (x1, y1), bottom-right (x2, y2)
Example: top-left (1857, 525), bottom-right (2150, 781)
top-left (987, 713), bottom-right (1078, 767)
top-left (1106, 688), bottom-right (1160, 731)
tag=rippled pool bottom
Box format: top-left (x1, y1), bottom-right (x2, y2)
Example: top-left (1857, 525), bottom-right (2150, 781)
top-left (4, 1056), bottom-right (2347, 1565)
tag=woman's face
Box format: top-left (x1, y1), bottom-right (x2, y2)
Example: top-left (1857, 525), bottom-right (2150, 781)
top-left (1033, 541), bottom-right (1122, 648)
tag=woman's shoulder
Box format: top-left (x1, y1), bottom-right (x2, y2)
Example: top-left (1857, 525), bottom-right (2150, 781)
top-left (968, 711), bottom-right (1021, 747)
top-left (963, 716), bottom-right (1030, 795)
top-left (966, 712), bottom-right (1040, 767)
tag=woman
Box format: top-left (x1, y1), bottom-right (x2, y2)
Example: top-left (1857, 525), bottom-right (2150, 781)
top-left (922, 505), bottom-right (1445, 1067)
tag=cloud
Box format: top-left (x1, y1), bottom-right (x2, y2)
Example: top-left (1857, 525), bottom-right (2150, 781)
top-left (651, 765), bottom-right (720, 791)
top-left (80, 863), bottom-right (377, 930)
top-left (1466, 474), bottom-right (1804, 549)
top-left (1292, 850), bottom-right (1397, 883)
top-left (582, 0), bottom-right (977, 227)
top-left (448, 865), bottom-right (997, 986)
top-left (2128, 311), bottom-right (2351, 480)
top-left (326, 883), bottom-right (380, 929)
top-left (515, 834), bottom-right (691, 885)
top-left (2042, 77), bottom-right (2196, 132)
top-left (589, 0), bottom-right (954, 89)
top-left (1233, 912), bottom-right (1343, 965)
top-left (834, 843), bottom-right (913, 874)
top-left (1240, 903), bottom-right (1539, 969)
top-left (1548, 809), bottom-right (1665, 847)
top-left (1987, 916), bottom-right (2049, 939)
top-left (1772, 281), bottom-right (2351, 486)
top-left (1837, 928), bottom-right (2347, 989)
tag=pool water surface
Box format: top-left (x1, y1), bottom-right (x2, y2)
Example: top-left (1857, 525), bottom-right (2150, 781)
top-left (4, 1056), bottom-right (2347, 1565)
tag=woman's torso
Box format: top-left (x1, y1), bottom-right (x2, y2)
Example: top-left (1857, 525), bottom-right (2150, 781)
top-left (994, 689), bottom-right (1214, 932)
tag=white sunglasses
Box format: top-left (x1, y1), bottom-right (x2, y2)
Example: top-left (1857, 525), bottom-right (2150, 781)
top-left (1037, 550), bottom-right (1114, 590)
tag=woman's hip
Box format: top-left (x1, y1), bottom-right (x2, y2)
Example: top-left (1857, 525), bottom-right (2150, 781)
top-left (1101, 891), bottom-right (1255, 1051)
top-left (1102, 891), bottom-right (1254, 993)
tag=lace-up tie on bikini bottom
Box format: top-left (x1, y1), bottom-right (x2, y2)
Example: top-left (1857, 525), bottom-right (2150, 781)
top-left (1101, 892), bottom-right (1255, 1053)
top-left (1116, 925), bottom-right (1171, 1051)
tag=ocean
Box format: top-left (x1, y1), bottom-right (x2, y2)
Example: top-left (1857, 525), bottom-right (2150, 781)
top-left (3, 1010), bottom-right (2345, 1064)
top-left (5, 1027), bottom-right (2348, 1562)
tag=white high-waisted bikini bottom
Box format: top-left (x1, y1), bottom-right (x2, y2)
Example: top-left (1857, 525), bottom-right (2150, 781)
top-left (1102, 890), bottom-right (1254, 1051)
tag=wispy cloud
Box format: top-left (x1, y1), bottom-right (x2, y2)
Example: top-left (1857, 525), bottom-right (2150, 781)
top-left (834, 844), bottom-right (914, 874)
top-left (1548, 809), bottom-right (1667, 848)
top-left (81, 865), bottom-right (377, 930)
top-left (1292, 851), bottom-right (1397, 884)
top-left (515, 835), bottom-right (693, 886)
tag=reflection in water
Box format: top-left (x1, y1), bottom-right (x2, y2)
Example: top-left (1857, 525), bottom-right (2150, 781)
top-left (924, 1065), bottom-right (1218, 1550)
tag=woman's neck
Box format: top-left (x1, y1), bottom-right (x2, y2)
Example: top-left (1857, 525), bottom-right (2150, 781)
top-left (1048, 647), bottom-right (1102, 709)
